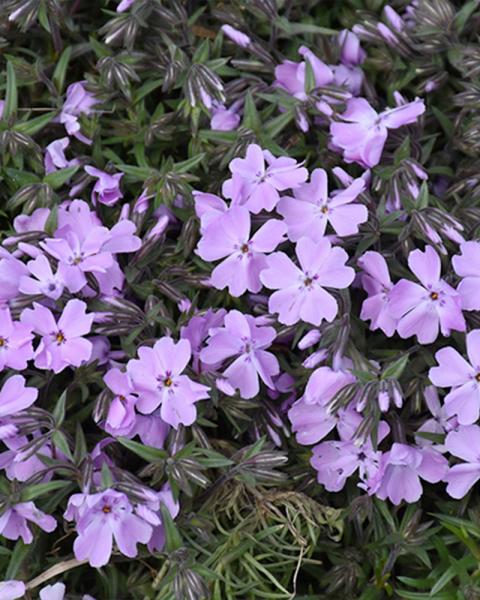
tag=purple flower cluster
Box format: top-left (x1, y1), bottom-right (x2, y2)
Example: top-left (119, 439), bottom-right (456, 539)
top-left (3, 4), bottom-right (480, 593)
top-left (191, 107), bottom-right (480, 505)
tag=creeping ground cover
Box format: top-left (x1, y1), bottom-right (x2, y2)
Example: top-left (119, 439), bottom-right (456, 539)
top-left (3, 0), bottom-right (480, 598)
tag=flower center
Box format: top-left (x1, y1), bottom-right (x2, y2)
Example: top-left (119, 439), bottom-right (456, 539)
top-left (55, 331), bottom-right (66, 344)
top-left (320, 205), bottom-right (329, 214)
top-left (357, 451), bottom-right (367, 461)
top-left (0, 337), bottom-right (6, 348)
top-left (102, 505), bottom-right (112, 514)
top-left (304, 277), bottom-right (313, 287)
top-left (164, 377), bottom-right (173, 387)
top-left (48, 283), bottom-right (57, 292)
top-left (240, 243), bottom-right (250, 254)
top-left (430, 292), bottom-right (439, 300)
top-left (476, 373), bottom-right (480, 383)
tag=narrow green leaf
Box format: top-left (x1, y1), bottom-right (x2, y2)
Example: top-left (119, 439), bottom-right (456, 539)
top-left (52, 430), bottom-right (73, 461)
top-left (14, 111), bottom-right (56, 135)
top-left (242, 92), bottom-right (261, 131)
top-left (21, 481), bottom-right (71, 502)
top-left (43, 166), bottom-right (79, 190)
top-left (4, 61), bottom-right (18, 120)
top-left (160, 504), bottom-right (183, 552)
top-left (117, 437), bottom-right (168, 462)
top-left (382, 353), bottom-right (409, 380)
top-left (6, 541), bottom-right (29, 579)
top-left (53, 390), bottom-right (67, 426)
top-left (174, 153), bottom-right (206, 173)
top-left (53, 46), bottom-right (72, 93)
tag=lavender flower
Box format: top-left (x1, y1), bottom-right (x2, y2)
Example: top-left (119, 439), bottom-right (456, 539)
top-left (389, 246), bottom-right (466, 343)
top-left (85, 166), bottom-right (124, 206)
top-left (0, 307), bottom-right (34, 371)
top-left (0, 581), bottom-right (25, 600)
top-left (103, 368), bottom-right (137, 436)
top-left (330, 96), bottom-right (425, 167)
top-left (59, 82), bottom-right (98, 145)
top-left (0, 375), bottom-right (38, 418)
top-left (200, 310), bottom-right (279, 398)
top-left (367, 443), bottom-right (448, 504)
top-left (210, 101), bottom-right (241, 131)
top-left (444, 425), bottom-right (480, 498)
top-left (222, 144), bottom-right (308, 213)
top-left (196, 206), bottom-right (287, 296)
top-left (452, 241), bottom-right (480, 310)
top-left (429, 329), bottom-right (480, 424)
top-left (66, 489), bottom-right (152, 567)
top-left (127, 337), bottom-right (210, 427)
top-left (277, 168), bottom-right (367, 240)
top-left (0, 501), bottom-right (56, 543)
top-left (44, 137), bottom-right (79, 174)
top-left (358, 251), bottom-right (398, 336)
top-left (19, 254), bottom-right (66, 300)
top-left (21, 299), bottom-right (93, 373)
top-left (274, 46), bottom-right (333, 101)
top-left (260, 237), bottom-right (355, 326)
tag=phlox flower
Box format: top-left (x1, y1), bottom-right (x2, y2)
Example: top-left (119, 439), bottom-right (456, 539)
top-left (0, 308), bottom-right (34, 371)
top-left (310, 421), bottom-right (389, 492)
top-left (0, 581), bottom-right (25, 600)
top-left (444, 425), bottom-right (480, 499)
top-left (102, 368), bottom-right (137, 436)
top-left (0, 501), bottom-right (56, 543)
top-left (358, 251), bottom-right (397, 336)
top-left (13, 207), bottom-right (50, 235)
top-left (193, 191), bottom-right (228, 234)
top-left (429, 329), bottom-right (480, 424)
top-left (0, 250), bottom-right (28, 305)
top-left (66, 489), bottom-right (152, 567)
top-left (222, 144), bottom-right (308, 213)
top-left (84, 166), bottom-right (124, 206)
top-left (39, 583), bottom-right (65, 600)
top-left (21, 299), bottom-right (93, 373)
top-left (452, 241), bottom-right (480, 310)
top-left (304, 365), bottom-right (356, 405)
top-left (200, 310), bottom-right (279, 399)
top-left (41, 228), bottom-right (114, 293)
top-left (274, 46), bottom-right (333, 101)
top-left (389, 245), bottom-right (465, 344)
top-left (180, 309), bottom-right (226, 373)
top-left (44, 137), bottom-right (79, 174)
top-left (130, 414), bottom-right (170, 449)
top-left (196, 206), bottom-right (287, 296)
top-left (288, 398), bottom-right (358, 446)
top-left (330, 30), bottom-right (366, 95)
top-left (59, 82), bottom-right (98, 144)
top-left (19, 254), bottom-right (66, 300)
top-left (127, 337), bottom-right (210, 428)
top-left (415, 385), bottom-right (457, 449)
top-left (367, 443), bottom-right (448, 505)
top-left (260, 237), bottom-right (355, 326)
top-left (0, 435), bottom-right (53, 481)
top-left (277, 167), bottom-right (367, 241)
top-left (0, 375), bottom-right (38, 420)
top-left (144, 484), bottom-right (179, 552)
top-left (330, 96), bottom-right (425, 167)
top-left (210, 100), bottom-right (241, 130)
